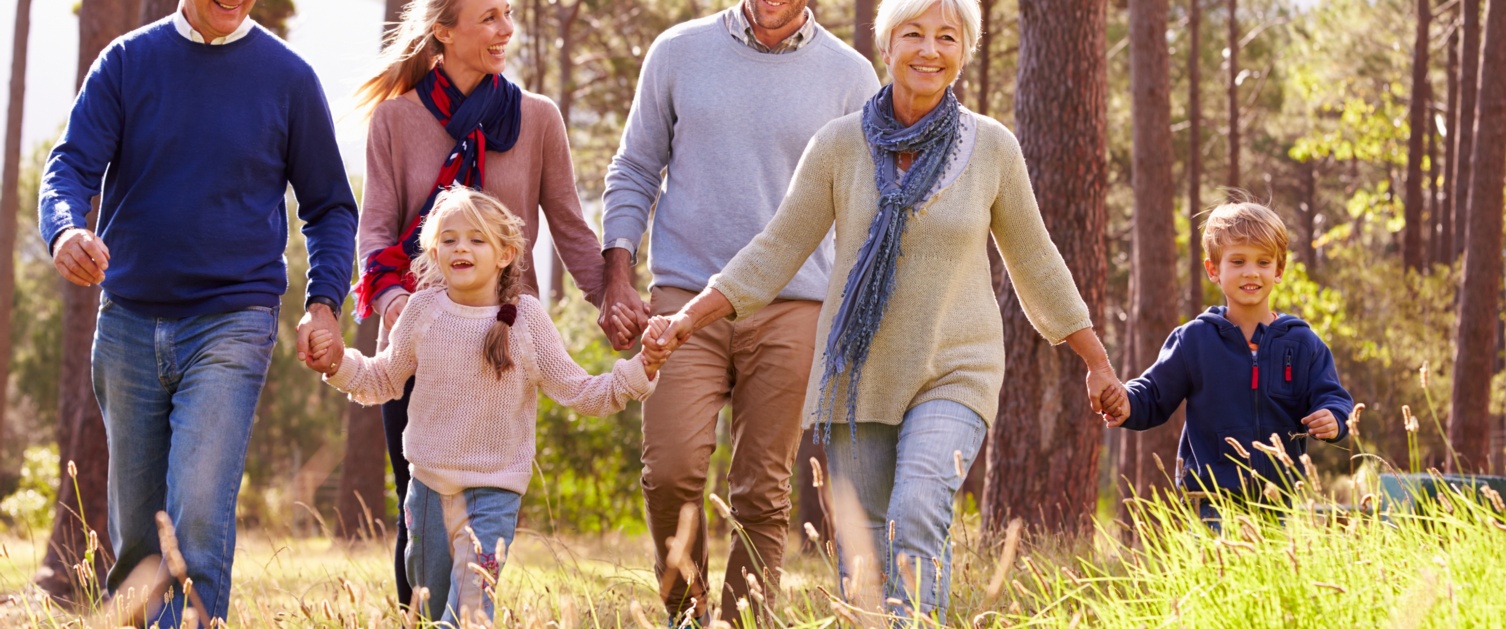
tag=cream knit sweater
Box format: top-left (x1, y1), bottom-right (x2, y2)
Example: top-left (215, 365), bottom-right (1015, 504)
top-left (326, 289), bottom-right (655, 495)
top-left (708, 110), bottom-right (1091, 427)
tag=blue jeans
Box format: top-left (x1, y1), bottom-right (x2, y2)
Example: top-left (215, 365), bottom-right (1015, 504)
top-left (826, 399), bottom-right (986, 623)
top-left (93, 296), bottom-right (276, 627)
top-left (405, 477), bottom-right (521, 626)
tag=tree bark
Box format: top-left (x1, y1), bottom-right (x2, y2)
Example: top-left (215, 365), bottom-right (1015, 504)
top-left (976, 0), bottom-right (994, 116)
top-left (1451, 0), bottom-right (1481, 260)
top-left (1226, 0), bottom-right (1239, 192)
top-left (1298, 159), bottom-right (1318, 272)
top-left (336, 318), bottom-right (386, 540)
top-left (38, 0), bottom-right (137, 602)
top-left (0, 0), bottom-right (32, 488)
top-left (1426, 90), bottom-right (1440, 265)
top-left (1403, 0), bottom-right (1432, 272)
top-left (1441, 19), bottom-right (1459, 265)
top-left (1449, 0), bottom-right (1506, 475)
top-left (854, 0), bottom-right (876, 62)
top-left (1120, 0), bottom-right (1181, 512)
top-left (138, 0), bottom-right (175, 24)
top-left (1187, 0), bottom-right (1204, 317)
top-left (982, 0), bottom-right (1108, 536)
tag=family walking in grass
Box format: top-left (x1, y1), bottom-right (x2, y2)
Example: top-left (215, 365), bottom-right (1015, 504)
top-left (37, 0), bottom-right (1351, 627)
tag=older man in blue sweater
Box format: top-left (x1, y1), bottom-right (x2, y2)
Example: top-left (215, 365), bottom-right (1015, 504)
top-left (37, 1), bottom-right (356, 624)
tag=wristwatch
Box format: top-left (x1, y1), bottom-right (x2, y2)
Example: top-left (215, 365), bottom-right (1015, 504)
top-left (306, 295), bottom-right (342, 318)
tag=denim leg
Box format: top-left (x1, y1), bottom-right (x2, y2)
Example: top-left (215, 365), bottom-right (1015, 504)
top-left (163, 307), bottom-right (276, 623)
top-left (94, 299), bottom-right (174, 598)
top-left (886, 400), bottom-right (984, 622)
top-left (404, 478), bottom-right (453, 622)
top-left (826, 421), bottom-right (899, 609)
top-left (383, 378), bottom-right (416, 607)
top-left (439, 487), bottom-right (521, 627)
top-left (95, 302), bottom-right (276, 627)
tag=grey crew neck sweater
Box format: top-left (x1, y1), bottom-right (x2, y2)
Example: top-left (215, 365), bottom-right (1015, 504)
top-left (602, 9), bottom-right (879, 300)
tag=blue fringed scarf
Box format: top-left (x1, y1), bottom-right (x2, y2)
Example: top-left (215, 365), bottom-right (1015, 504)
top-left (816, 85), bottom-right (961, 444)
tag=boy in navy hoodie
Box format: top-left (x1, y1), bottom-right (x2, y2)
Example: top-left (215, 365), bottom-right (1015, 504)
top-left (1107, 202), bottom-right (1352, 507)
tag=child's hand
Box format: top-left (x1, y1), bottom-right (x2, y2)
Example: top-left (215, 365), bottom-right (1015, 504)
top-left (644, 314), bottom-right (694, 354)
top-left (1301, 409), bottom-right (1339, 440)
top-left (306, 329), bottom-right (343, 376)
top-left (1100, 381), bottom-right (1130, 427)
top-left (638, 329), bottom-right (675, 379)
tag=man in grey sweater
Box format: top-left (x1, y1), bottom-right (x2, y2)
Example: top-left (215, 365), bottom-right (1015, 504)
top-left (602, 1), bottom-right (878, 625)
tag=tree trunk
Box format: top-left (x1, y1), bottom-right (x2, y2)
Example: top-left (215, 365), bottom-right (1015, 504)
top-left (1403, 0), bottom-right (1432, 272)
top-left (1120, 0), bottom-right (1181, 512)
top-left (0, 0), bottom-right (32, 488)
top-left (1226, 0), bottom-right (1239, 192)
top-left (138, 0), bottom-right (175, 24)
top-left (976, 0), bottom-right (994, 116)
top-left (854, 0), bottom-right (876, 62)
top-left (38, 0), bottom-right (138, 602)
top-left (1441, 19), bottom-right (1459, 265)
top-left (1298, 159), bottom-right (1318, 272)
top-left (1187, 0), bottom-right (1204, 317)
top-left (1449, 0), bottom-right (1506, 475)
top-left (982, 0), bottom-right (1108, 536)
top-left (336, 318), bottom-right (386, 540)
top-left (1426, 90), bottom-right (1440, 265)
top-left (1451, 0), bottom-right (1481, 260)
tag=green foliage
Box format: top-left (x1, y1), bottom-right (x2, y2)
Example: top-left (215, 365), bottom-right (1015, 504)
top-left (0, 445), bottom-right (59, 533)
top-left (529, 284), bottom-right (647, 534)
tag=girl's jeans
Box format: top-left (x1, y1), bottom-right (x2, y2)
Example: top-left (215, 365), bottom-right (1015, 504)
top-left (405, 477), bottom-right (521, 626)
top-left (826, 399), bottom-right (986, 623)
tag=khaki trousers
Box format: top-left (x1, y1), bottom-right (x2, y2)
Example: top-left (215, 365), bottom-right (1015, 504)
top-left (642, 286), bottom-right (819, 624)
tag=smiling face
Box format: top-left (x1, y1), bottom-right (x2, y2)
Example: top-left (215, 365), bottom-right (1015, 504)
top-left (182, 0), bottom-right (258, 41)
top-left (882, 1), bottom-right (965, 117)
top-left (432, 211), bottom-right (515, 307)
top-left (1206, 243), bottom-right (1283, 316)
top-left (434, 0), bottom-right (515, 92)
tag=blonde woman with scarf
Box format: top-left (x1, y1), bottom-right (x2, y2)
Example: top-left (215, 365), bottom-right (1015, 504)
top-left (646, 0), bottom-right (1128, 621)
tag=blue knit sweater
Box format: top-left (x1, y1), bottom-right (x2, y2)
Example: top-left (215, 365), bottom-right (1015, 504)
top-left (38, 19), bottom-right (357, 318)
top-left (1123, 307), bottom-right (1353, 494)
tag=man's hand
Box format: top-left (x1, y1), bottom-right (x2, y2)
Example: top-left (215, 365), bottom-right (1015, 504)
top-left (1301, 409), bottom-right (1340, 440)
top-left (306, 328), bottom-right (345, 375)
top-left (382, 294), bottom-right (410, 332)
top-left (52, 228), bottom-right (110, 286)
top-left (598, 248), bottom-right (649, 350)
top-left (297, 302), bottom-right (341, 373)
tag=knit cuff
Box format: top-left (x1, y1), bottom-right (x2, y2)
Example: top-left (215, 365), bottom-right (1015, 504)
top-left (621, 356), bottom-right (658, 399)
top-left (324, 348), bottom-right (361, 390)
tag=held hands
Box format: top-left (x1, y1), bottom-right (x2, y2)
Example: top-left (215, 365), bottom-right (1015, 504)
top-left (297, 302), bottom-right (341, 374)
top-left (52, 228), bottom-right (111, 286)
top-left (1301, 409), bottom-right (1340, 440)
top-left (1086, 366), bottom-right (1131, 426)
top-left (599, 280), bottom-right (651, 351)
top-left (304, 327), bottom-right (345, 376)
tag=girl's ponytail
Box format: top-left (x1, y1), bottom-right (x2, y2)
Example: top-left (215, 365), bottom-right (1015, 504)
top-left (482, 259), bottom-right (525, 378)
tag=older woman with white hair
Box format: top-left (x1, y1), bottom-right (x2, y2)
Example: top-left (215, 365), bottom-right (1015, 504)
top-left (646, 0), bottom-right (1127, 619)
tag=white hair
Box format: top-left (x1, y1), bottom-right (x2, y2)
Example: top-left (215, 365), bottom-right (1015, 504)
top-left (874, 0), bottom-right (982, 67)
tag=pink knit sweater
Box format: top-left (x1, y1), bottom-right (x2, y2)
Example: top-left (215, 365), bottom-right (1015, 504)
top-left (326, 289), bottom-right (654, 495)
top-left (361, 90), bottom-right (606, 342)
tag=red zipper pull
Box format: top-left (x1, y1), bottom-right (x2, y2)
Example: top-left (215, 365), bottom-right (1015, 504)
top-left (1252, 364), bottom-right (1259, 390)
top-left (1285, 366), bottom-right (1292, 382)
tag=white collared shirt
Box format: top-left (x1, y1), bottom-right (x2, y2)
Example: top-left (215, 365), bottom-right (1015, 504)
top-left (171, 8), bottom-right (256, 45)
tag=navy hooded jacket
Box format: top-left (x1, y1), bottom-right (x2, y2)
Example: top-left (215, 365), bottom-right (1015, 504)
top-left (1123, 307), bottom-right (1352, 494)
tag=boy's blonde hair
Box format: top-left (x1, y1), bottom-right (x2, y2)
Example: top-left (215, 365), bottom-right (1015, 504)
top-left (1200, 201), bottom-right (1290, 272)
top-left (411, 186), bottom-right (528, 378)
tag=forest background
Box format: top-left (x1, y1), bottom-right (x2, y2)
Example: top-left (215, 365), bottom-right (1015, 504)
top-left (0, 0), bottom-right (1503, 621)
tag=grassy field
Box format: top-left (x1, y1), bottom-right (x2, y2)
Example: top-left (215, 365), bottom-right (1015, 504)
top-left (3, 478), bottom-right (1506, 627)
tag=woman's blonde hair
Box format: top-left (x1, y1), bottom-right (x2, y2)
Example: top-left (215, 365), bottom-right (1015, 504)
top-left (874, 0), bottom-right (982, 67)
top-left (411, 187), bottom-right (529, 378)
top-left (352, 0), bottom-right (465, 118)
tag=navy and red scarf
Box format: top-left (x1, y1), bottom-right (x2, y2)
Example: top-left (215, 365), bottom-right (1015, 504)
top-left (353, 66), bottom-right (523, 320)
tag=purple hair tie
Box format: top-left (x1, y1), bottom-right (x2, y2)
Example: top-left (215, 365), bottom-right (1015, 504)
top-left (497, 303), bottom-right (517, 326)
